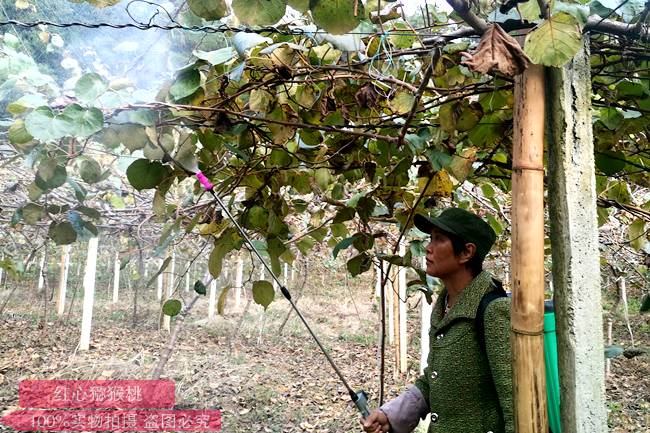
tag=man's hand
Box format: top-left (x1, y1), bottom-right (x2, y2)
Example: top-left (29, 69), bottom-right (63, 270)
top-left (360, 409), bottom-right (390, 433)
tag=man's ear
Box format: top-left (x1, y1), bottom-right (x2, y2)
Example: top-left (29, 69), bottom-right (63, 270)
top-left (458, 243), bottom-right (477, 264)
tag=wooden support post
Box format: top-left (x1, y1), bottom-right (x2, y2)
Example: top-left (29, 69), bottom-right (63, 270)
top-left (56, 245), bottom-right (71, 317)
top-left (79, 237), bottom-right (99, 351)
top-left (398, 242), bottom-right (407, 373)
top-left (511, 63), bottom-right (547, 433)
top-left (548, 40), bottom-right (607, 433)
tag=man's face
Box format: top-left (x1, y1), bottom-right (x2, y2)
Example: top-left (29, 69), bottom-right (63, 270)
top-left (425, 228), bottom-right (465, 278)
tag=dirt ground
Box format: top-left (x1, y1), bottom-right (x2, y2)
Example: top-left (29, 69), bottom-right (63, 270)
top-left (0, 267), bottom-right (648, 433)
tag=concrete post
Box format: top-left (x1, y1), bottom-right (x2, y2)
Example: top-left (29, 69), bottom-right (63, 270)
top-left (547, 40), bottom-right (607, 433)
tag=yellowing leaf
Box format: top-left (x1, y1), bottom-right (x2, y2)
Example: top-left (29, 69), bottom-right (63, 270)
top-left (524, 13), bottom-right (582, 67)
top-left (390, 92), bottom-right (415, 115)
top-left (419, 170), bottom-right (453, 197)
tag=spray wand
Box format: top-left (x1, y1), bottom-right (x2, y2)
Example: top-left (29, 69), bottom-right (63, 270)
top-left (185, 166), bottom-right (370, 418)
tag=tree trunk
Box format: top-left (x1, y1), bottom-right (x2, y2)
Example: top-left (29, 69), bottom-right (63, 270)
top-left (548, 40), bottom-right (607, 433)
top-left (163, 250), bottom-right (175, 332)
top-left (79, 237), bottom-right (99, 351)
top-left (56, 245), bottom-right (71, 317)
top-left (388, 264), bottom-right (394, 345)
top-left (235, 255), bottom-right (243, 308)
top-left (511, 63), bottom-right (547, 433)
top-left (152, 293), bottom-right (201, 379)
top-left (112, 251), bottom-right (120, 304)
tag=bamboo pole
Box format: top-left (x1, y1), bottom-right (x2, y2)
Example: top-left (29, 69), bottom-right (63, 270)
top-left (511, 64), bottom-right (548, 433)
top-left (420, 256), bottom-right (433, 375)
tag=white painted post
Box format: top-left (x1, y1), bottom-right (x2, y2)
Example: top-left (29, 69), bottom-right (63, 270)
top-left (208, 279), bottom-right (217, 320)
top-left (260, 265), bottom-right (265, 280)
top-left (235, 256), bottom-right (243, 308)
top-left (548, 40), bottom-right (607, 433)
top-left (79, 237), bottom-right (99, 351)
top-left (420, 256), bottom-right (433, 374)
top-left (0, 253), bottom-right (4, 286)
top-left (56, 245), bottom-right (71, 317)
top-left (185, 266), bottom-right (191, 293)
top-left (112, 251), bottom-right (120, 303)
top-left (398, 242), bottom-right (407, 373)
top-left (290, 263), bottom-right (296, 283)
top-left (37, 252), bottom-right (46, 292)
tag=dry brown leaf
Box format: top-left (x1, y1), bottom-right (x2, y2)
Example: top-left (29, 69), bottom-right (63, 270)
top-left (461, 24), bottom-right (531, 77)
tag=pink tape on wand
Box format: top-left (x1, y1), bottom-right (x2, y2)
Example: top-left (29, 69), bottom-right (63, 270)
top-left (195, 171), bottom-right (214, 191)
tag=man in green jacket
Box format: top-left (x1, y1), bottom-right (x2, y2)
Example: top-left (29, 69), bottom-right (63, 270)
top-left (362, 208), bottom-right (514, 433)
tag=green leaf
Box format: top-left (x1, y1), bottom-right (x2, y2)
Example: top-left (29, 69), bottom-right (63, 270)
top-left (61, 104), bottom-right (104, 137)
top-left (333, 235), bottom-right (358, 259)
top-left (604, 345), bottom-right (624, 359)
top-left (75, 73), bottom-right (108, 103)
top-left (524, 13), bottom-right (582, 67)
top-left (346, 253), bottom-right (372, 277)
top-left (246, 205), bottom-right (269, 230)
top-left (22, 203), bottom-right (44, 225)
top-left (79, 159), bottom-right (102, 184)
top-left (390, 92), bottom-right (415, 115)
top-left (252, 280), bottom-right (275, 309)
top-left (49, 221), bottom-right (77, 245)
top-left (25, 106), bottom-right (70, 142)
top-left (640, 294), bottom-right (650, 314)
top-left (76, 206), bottom-right (101, 220)
top-left (288, 0), bottom-right (309, 12)
top-left (628, 219), bottom-right (648, 251)
top-left (352, 232), bottom-right (374, 252)
top-left (598, 107), bottom-right (624, 130)
top-left (194, 280), bottom-right (207, 295)
top-left (36, 160), bottom-right (67, 190)
top-left (193, 47), bottom-right (237, 65)
top-left (217, 286), bottom-right (231, 314)
top-left (310, 0), bottom-right (365, 35)
top-left (126, 159), bottom-right (170, 191)
top-left (98, 124), bottom-right (150, 151)
top-left (232, 0), bottom-right (286, 25)
top-left (595, 150), bottom-right (626, 175)
top-left (170, 69), bottom-right (201, 101)
top-left (8, 120), bottom-right (33, 145)
top-left (333, 206), bottom-right (356, 223)
top-left (145, 257), bottom-right (172, 289)
top-left (163, 299), bottom-right (182, 317)
top-left (188, 0), bottom-right (229, 20)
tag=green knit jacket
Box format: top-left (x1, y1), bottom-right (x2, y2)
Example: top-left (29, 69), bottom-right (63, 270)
top-left (414, 271), bottom-right (514, 433)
